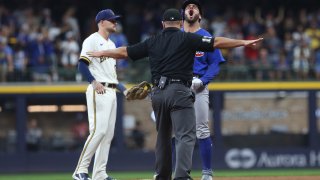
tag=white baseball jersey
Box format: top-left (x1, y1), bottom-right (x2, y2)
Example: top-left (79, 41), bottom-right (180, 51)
top-left (80, 32), bottom-right (118, 84)
top-left (74, 32), bottom-right (118, 180)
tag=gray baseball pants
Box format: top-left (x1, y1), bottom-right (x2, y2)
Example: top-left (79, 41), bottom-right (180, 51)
top-left (151, 83), bottom-right (196, 180)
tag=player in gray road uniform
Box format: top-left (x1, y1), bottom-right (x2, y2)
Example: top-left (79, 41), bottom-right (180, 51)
top-left (180, 1), bottom-right (225, 180)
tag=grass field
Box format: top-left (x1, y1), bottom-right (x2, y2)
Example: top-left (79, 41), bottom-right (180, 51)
top-left (0, 169), bottom-right (320, 180)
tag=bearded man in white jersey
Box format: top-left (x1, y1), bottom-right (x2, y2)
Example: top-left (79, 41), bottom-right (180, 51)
top-left (72, 9), bottom-right (125, 180)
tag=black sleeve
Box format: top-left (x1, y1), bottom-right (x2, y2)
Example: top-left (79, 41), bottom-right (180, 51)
top-left (187, 33), bottom-right (215, 52)
top-left (127, 40), bottom-right (149, 61)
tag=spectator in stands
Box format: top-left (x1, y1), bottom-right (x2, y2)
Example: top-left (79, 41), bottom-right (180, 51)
top-left (26, 119), bottom-right (43, 152)
top-left (256, 48), bottom-right (273, 80)
top-left (6, 129), bottom-right (16, 153)
top-left (130, 121), bottom-right (145, 149)
top-left (59, 31), bottom-right (80, 81)
top-left (28, 33), bottom-right (52, 82)
top-left (110, 23), bottom-right (129, 80)
top-left (245, 28), bottom-right (260, 79)
top-left (264, 27), bottom-right (282, 73)
top-left (298, 9), bottom-right (309, 28)
top-left (62, 7), bottom-right (80, 41)
top-left (292, 25), bottom-right (309, 44)
top-left (41, 27), bottom-right (59, 81)
top-left (12, 42), bottom-right (28, 81)
top-left (283, 32), bottom-right (295, 62)
top-left (50, 131), bottom-right (66, 151)
top-left (71, 113), bottom-right (89, 150)
top-left (60, 31), bottom-right (79, 69)
top-left (282, 15), bottom-right (296, 34)
top-left (255, 7), bottom-right (284, 28)
top-left (16, 24), bottom-right (31, 47)
top-left (40, 8), bottom-right (54, 28)
top-left (305, 19), bottom-right (320, 51)
top-left (242, 12), bottom-right (260, 38)
top-left (210, 16), bottom-right (226, 37)
top-left (276, 50), bottom-right (291, 80)
top-left (0, 37), bottom-right (13, 82)
top-left (314, 47), bottom-right (320, 80)
top-left (293, 39), bottom-right (311, 80)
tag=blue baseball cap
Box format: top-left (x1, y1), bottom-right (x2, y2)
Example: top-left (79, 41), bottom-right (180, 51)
top-left (95, 9), bottom-right (121, 23)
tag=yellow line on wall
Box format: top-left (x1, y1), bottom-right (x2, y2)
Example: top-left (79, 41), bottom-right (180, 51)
top-left (0, 84), bottom-right (88, 94)
top-left (0, 82), bottom-right (320, 94)
top-left (207, 82), bottom-right (320, 90)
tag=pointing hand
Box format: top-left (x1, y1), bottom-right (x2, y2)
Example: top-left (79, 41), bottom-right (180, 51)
top-left (87, 51), bottom-right (104, 57)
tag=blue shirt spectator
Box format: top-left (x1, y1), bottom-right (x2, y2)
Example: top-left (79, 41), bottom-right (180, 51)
top-left (0, 37), bottom-right (13, 82)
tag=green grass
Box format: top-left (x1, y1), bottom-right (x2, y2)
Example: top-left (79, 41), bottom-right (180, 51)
top-left (0, 169), bottom-right (319, 180)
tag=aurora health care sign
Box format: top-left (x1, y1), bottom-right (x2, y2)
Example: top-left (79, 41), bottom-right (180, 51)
top-left (225, 148), bottom-right (320, 168)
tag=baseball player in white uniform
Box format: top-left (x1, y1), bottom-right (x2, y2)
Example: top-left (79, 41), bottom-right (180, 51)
top-left (72, 9), bottom-right (122, 180)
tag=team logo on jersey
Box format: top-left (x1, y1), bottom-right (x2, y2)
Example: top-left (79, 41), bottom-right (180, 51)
top-left (100, 57), bottom-right (107, 63)
top-left (202, 36), bottom-right (212, 43)
top-left (195, 51), bottom-right (204, 57)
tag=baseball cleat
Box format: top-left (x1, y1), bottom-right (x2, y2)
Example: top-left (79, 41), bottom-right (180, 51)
top-left (201, 174), bottom-right (212, 180)
top-left (73, 173), bottom-right (91, 180)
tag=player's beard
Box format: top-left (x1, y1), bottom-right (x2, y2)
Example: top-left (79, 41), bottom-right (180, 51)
top-left (107, 26), bottom-right (116, 33)
top-left (185, 11), bottom-right (200, 24)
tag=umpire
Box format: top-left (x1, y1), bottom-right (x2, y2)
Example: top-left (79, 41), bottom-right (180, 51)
top-left (87, 8), bottom-right (262, 180)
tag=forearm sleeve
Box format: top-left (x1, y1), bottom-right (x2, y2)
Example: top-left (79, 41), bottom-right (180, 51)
top-left (78, 60), bottom-right (95, 83)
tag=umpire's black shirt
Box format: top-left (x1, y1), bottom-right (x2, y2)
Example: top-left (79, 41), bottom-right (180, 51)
top-left (127, 27), bottom-right (215, 83)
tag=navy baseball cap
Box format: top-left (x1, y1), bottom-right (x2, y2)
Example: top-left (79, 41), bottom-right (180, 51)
top-left (162, 8), bottom-right (182, 21)
top-left (95, 9), bottom-right (121, 23)
top-left (182, 0), bottom-right (202, 15)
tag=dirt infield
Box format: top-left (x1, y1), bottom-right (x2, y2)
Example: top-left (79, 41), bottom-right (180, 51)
top-left (214, 176), bottom-right (320, 180)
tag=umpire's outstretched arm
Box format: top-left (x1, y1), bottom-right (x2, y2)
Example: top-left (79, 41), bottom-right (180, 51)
top-left (214, 37), bottom-right (263, 49)
top-left (87, 46), bottom-right (128, 59)
top-left (86, 37), bottom-right (263, 59)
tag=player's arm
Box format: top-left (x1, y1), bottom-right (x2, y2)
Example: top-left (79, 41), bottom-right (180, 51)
top-left (87, 40), bottom-right (149, 61)
top-left (87, 46), bottom-right (128, 59)
top-left (200, 50), bottom-right (225, 85)
top-left (78, 59), bottom-right (105, 94)
top-left (78, 59), bottom-right (95, 83)
top-left (79, 39), bottom-right (105, 94)
top-left (213, 37), bottom-right (263, 49)
top-left (79, 39), bottom-right (95, 83)
top-left (188, 33), bottom-right (263, 51)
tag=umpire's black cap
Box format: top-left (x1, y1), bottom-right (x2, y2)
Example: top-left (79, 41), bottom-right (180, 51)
top-left (181, 0), bottom-right (202, 15)
top-left (162, 8), bottom-right (182, 21)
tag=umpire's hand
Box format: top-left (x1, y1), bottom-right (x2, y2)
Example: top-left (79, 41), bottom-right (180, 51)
top-left (92, 80), bottom-right (106, 94)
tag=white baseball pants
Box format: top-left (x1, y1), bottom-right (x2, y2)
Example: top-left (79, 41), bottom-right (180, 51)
top-left (74, 84), bottom-right (117, 180)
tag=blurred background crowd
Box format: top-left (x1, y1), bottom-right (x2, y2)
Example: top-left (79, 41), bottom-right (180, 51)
top-left (0, 0), bottom-right (320, 83)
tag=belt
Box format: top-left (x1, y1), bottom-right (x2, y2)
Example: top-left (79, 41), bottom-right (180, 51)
top-left (101, 82), bottom-right (117, 89)
top-left (153, 78), bottom-right (191, 87)
top-left (193, 74), bottom-right (201, 78)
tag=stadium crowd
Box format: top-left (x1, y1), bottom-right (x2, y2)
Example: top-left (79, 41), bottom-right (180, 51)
top-left (0, 0), bottom-right (320, 82)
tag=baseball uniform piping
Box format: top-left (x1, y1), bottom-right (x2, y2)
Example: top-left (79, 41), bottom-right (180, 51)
top-left (80, 56), bottom-right (91, 64)
top-left (75, 90), bottom-right (97, 174)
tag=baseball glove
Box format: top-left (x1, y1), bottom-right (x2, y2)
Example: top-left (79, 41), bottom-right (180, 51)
top-left (126, 81), bottom-right (152, 100)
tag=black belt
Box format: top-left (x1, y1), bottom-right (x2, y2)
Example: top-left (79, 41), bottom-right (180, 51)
top-left (153, 78), bottom-right (191, 87)
top-left (100, 82), bottom-right (117, 89)
top-left (193, 74), bottom-right (201, 78)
